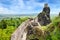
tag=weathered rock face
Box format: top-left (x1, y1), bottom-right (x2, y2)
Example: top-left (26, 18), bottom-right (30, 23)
top-left (59, 12), bottom-right (60, 16)
top-left (27, 21), bottom-right (39, 35)
top-left (37, 10), bottom-right (51, 26)
top-left (27, 16), bottom-right (60, 40)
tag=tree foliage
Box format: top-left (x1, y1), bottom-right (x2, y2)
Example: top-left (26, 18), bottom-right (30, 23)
top-left (0, 17), bottom-right (28, 40)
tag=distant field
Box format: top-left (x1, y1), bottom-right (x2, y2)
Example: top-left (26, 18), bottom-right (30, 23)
top-left (0, 14), bottom-right (58, 19)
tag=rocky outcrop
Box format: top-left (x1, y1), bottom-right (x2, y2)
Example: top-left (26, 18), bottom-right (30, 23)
top-left (37, 12), bottom-right (51, 26)
top-left (27, 16), bottom-right (60, 40)
top-left (59, 12), bottom-right (60, 16)
top-left (37, 4), bottom-right (51, 26)
top-left (37, 8), bottom-right (51, 26)
top-left (11, 19), bottom-right (32, 40)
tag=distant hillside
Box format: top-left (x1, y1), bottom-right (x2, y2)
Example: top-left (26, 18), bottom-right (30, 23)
top-left (0, 14), bottom-right (58, 18)
top-left (0, 13), bottom-right (58, 21)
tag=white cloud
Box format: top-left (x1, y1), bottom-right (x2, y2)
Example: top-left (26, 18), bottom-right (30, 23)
top-left (51, 8), bottom-right (60, 15)
top-left (0, 0), bottom-right (60, 14)
top-left (0, 6), bottom-right (17, 14)
top-left (8, 0), bottom-right (45, 14)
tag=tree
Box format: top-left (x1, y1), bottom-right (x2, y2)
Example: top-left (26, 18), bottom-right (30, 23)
top-left (1, 20), bottom-right (7, 29)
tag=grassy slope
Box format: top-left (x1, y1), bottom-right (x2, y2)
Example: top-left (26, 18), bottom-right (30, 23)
top-left (46, 16), bottom-right (60, 40)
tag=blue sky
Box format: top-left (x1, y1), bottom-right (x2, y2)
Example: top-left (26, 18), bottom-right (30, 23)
top-left (0, 0), bottom-right (60, 14)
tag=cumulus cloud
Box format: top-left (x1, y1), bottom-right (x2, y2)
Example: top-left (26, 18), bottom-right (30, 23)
top-left (0, 0), bottom-right (60, 14)
top-left (0, 6), bottom-right (17, 14)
